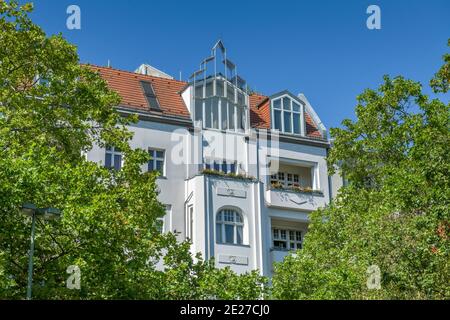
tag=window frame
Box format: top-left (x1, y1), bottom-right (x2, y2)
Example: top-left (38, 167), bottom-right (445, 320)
top-left (271, 94), bottom-right (304, 135)
top-left (148, 148), bottom-right (165, 176)
top-left (105, 146), bottom-right (123, 170)
top-left (272, 228), bottom-right (303, 251)
top-left (205, 159), bottom-right (238, 175)
top-left (193, 77), bottom-right (248, 132)
top-left (216, 209), bottom-right (244, 245)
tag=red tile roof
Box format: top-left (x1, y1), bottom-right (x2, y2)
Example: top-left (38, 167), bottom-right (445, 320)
top-left (305, 112), bottom-right (322, 138)
top-left (88, 65), bottom-right (323, 138)
top-left (88, 65), bottom-right (191, 119)
top-left (249, 93), bottom-right (271, 129)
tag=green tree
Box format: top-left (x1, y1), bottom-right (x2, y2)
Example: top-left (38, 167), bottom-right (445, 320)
top-left (272, 42), bottom-right (450, 300)
top-left (0, 1), bottom-right (266, 299)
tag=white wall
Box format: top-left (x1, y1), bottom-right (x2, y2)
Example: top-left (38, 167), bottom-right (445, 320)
top-left (86, 117), bottom-right (331, 277)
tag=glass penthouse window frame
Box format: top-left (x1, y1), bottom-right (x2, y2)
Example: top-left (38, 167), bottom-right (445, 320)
top-left (193, 76), bottom-right (248, 133)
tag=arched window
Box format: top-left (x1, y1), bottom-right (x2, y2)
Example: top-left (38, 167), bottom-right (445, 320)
top-left (216, 209), bottom-right (244, 245)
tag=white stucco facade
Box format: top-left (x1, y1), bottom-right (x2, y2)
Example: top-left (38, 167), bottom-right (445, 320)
top-left (87, 41), bottom-right (341, 277)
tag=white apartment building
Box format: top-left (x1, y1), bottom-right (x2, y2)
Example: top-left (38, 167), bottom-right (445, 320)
top-left (86, 41), bottom-right (343, 277)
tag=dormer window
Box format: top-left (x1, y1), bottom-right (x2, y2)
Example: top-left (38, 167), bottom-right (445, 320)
top-left (271, 95), bottom-right (303, 135)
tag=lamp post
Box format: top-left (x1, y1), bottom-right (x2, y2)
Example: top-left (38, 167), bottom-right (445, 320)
top-left (21, 203), bottom-right (61, 300)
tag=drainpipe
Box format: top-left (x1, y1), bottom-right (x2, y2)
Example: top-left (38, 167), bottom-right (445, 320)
top-left (326, 147), bottom-right (332, 204)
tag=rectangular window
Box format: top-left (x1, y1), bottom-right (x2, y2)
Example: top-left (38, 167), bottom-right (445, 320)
top-left (211, 97), bottom-right (219, 129)
top-left (105, 146), bottom-right (122, 170)
top-left (140, 81), bottom-right (161, 110)
top-left (272, 228), bottom-right (302, 250)
top-left (148, 149), bottom-right (165, 175)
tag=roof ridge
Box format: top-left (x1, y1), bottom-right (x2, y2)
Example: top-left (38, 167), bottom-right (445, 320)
top-left (83, 63), bottom-right (188, 85)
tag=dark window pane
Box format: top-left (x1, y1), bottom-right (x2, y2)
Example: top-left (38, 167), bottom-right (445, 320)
top-left (213, 162), bottom-right (220, 171)
top-left (148, 159), bottom-right (154, 171)
top-left (141, 81), bottom-right (160, 110)
top-left (225, 224), bottom-right (234, 244)
top-left (274, 110), bottom-right (282, 130)
top-left (156, 160), bottom-right (164, 174)
top-left (293, 101), bottom-right (301, 112)
top-left (293, 113), bottom-right (300, 134)
top-left (273, 99), bottom-right (281, 109)
top-left (156, 150), bottom-right (164, 158)
top-left (274, 240), bottom-right (286, 249)
top-left (283, 97), bottom-right (291, 110)
top-left (216, 223), bottom-right (222, 243)
top-left (230, 163), bottom-right (236, 174)
top-left (105, 153), bottom-right (112, 168)
top-left (114, 154), bottom-right (122, 170)
top-left (221, 162), bottom-right (227, 173)
top-left (284, 112), bottom-right (292, 133)
top-left (147, 97), bottom-right (160, 110)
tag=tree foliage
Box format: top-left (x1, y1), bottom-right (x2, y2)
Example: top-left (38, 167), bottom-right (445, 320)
top-left (0, 1), bottom-right (266, 300)
top-left (272, 41), bottom-right (450, 300)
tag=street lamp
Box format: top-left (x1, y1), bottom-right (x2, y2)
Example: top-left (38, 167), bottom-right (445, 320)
top-left (20, 202), bottom-right (61, 300)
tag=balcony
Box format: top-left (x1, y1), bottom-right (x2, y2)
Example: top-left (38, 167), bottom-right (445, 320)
top-left (265, 185), bottom-right (326, 211)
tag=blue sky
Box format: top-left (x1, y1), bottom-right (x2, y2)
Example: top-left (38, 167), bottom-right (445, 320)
top-left (28, 0), bottom-right (449, 129)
